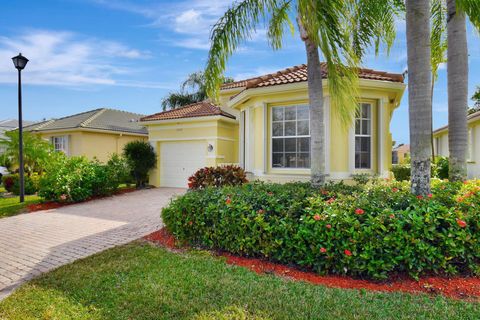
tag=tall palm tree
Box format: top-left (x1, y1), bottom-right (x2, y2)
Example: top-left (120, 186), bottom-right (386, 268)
top-left (446, 0), bottom-right (480, 181)
top-left (204, 0), bottom-right (399, 187)
top-left (162, 71), bottom-right (233, 111)
top-left (406, 0), bottom-right (432, 195)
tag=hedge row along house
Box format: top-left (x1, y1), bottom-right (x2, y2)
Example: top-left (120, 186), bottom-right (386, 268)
top-left (433, 109), bottom-right (480, 179)
top-left (141, 64), bottom-right (406, 188)
top-left (24, 108), bottom-right (147, 163)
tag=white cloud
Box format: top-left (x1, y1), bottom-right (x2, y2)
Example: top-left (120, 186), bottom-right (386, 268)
top-left (0, 29), bottom-right (169, 88)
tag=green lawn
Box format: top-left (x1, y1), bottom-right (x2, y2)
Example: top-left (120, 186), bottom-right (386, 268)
top-left (0, 243), bottom-right (478, 320)
top-left (0, 194), bottom-right (41, 218)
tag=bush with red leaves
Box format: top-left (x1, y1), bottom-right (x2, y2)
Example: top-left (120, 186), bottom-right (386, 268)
top-left (188, 165), bottom-right (248, 190)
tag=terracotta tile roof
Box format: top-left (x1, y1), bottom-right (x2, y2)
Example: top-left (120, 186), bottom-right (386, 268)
top-left (221, 63), bottom-right (404, 91)
top-left (141, 101), bottom-right (236, 122)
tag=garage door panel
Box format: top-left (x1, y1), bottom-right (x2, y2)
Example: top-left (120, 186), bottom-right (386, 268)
top-left (160, 142), bottom-right (206, 188)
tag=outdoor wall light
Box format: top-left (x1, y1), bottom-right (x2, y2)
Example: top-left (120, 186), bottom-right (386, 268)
top-left (207, 144), bottom-right (214, 152)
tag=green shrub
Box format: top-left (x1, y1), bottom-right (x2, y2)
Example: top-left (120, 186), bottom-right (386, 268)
top-left (434, 157), bottom-right (449, 179)
top-left (123, 141), bottom-right (156, 188)
top-left (107, 153), bottom-right (133, 185)
top-left (2, 174), bottom-right (38, 195)
top-left (163, 180), bottom-right (480, 280)
top-left (188, 165), bottom-right (248, 190)
top-left (391, 164), bottom-right (410, 181)
top-left (39, 154), bottom-right (124, 202)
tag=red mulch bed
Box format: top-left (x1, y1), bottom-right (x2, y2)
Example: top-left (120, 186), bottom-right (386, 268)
top-left (27, 187), bottom-right (137, 213)
top-left (144, 228), bottom-right (480, 301)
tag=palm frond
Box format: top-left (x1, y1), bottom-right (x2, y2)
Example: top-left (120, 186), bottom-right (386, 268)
top-left (205, 0), bottom-right (290, 100)
top-left (456, 0), bottom-right (480, 30)
top-left (267, 0), bottom-right (294, 50)
top-left (430, 0), bottom-right (447, 82)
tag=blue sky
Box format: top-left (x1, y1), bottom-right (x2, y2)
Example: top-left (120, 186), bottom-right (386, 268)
top-left (0, 0), bottom-right (479, 144)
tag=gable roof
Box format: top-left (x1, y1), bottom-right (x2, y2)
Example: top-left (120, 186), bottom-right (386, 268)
top-left (0, 119), bottom-right (36, 129)
top-left (433, 109), bottom-right (480, 134)
top-left (221, 63), bottom-right (404, 91)
top-left (141, 101), bottom-right (236, 122)
top-left (24, 108), bottom-right (147, 135)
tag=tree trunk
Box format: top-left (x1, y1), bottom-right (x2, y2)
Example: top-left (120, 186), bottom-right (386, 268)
top-left (406, 0), bottom-right (432, 195)
top-left (298, 18), bottom-right (326, 187)
top-left (447, 0), bottom-right (468, 181)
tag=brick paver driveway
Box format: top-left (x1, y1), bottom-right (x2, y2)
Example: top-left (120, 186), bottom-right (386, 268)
top-left (0, 188), bottom-right (184, 299)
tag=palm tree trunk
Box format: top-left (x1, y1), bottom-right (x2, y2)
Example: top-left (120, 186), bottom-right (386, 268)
top-left (406, 0), bottom-right (432, 195)
top-left (298, 18), bottom-right (325, 187)
top-left (447, 0), bottom-right (468, 181)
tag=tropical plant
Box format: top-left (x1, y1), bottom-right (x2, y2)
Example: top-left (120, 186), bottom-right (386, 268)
top-left (204, 0), bottom-right (400, 187)
top-left (161, 72), bottom-right (234, 111)
top-left (472, 86), bottom-right (480, 110)
top-left (123, 141), bottom-right (156, 188)
top-left (405, 0), bottom-right (432, 195)
top-left (188, 165), bottom-right (248, 190)
top-left (0, 130), bottom-right (55, 174)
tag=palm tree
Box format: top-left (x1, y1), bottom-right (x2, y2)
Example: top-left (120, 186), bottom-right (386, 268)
top-left (445, 0), bottom-right (480, 181)
top-left (405, 0), bottom-right (432, 195)
top-left (204, 0), bottom-right (399, 187)
top-left (162, 71), bottom-right (234, 111)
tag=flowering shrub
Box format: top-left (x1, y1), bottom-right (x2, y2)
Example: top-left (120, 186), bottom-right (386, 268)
top-left (39, 154), bottom-right (126, 202)
top-left (162, 179), bottom-right (480, 279)
top-left (2, 174), bottom-right (38, 195)
top-left (188, 165), bottom-right (248, 190)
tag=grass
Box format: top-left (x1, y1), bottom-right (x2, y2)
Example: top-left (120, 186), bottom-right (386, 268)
top-left (0, 243), bottom-right (479, 320)
top-left (0, 193), bottom-right (41, 218)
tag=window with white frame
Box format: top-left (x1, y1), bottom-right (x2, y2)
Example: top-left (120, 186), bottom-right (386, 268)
top-left (355, 103), bottom-right (372, 169)
top-left (272, 105), bottom-right (310, 168)
top-left (52, 136), bottom-right (68, 154)
top-left (467, 128), bottom-right (474, 161)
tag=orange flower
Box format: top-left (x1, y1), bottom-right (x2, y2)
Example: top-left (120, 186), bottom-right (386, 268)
top-left (320, 247), bottom-right (327, 253)
top-left (417, 195), bottom-right (423, 200)
top-left (326, 224), bottom-right (332, 229)
top-left (326, 198), bottom-right (335, 204)
top-left (344, 249), bottom-right (352, 256)
top-left (392, 188), bottom-right (399, 193)
top-left (225, 198), bottom-right (231, 205)
top-left (355, 208), bottom-right (365, 215)
top-left (313, 214), bottom-right (321, 221)
top-left (427, 194), bottom-right (433, 198)
top-left (389, 214), bottom-right (395, 219)
top-left (456, 219), bottom-right (467, 228)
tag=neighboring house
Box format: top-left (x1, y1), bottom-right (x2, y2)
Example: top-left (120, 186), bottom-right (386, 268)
top-left (0, 119), bottom-right (36, 154)
top-left (392, 144), bottom-right (410, 164)
top-left (24, 108), bottom-right (147, 162)
top-left (141, 64), bottom-right (406, 188)
top-left (433, 110), bottom-right (480, 179)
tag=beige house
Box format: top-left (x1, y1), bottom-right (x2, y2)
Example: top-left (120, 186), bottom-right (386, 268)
top-left (25, 108), bottom-right (147, 162)
top-left (433, 109), bottom-right (480, 179)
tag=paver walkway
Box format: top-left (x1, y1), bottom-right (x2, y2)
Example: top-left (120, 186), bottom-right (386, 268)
top-left (0, 188), bottom-right (184, 300)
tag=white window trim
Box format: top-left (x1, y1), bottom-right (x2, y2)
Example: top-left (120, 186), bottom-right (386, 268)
top-left (467, 127), bottom-right (474, 162)
top-left (52, 135), bottom-right (69, 155)
top-left (270, 104), bottom-right (311, 170)
top-left (354, 102), bottom-right (373, 170)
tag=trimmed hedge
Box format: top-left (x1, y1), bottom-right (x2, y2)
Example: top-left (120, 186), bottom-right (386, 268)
top-left (162, 180), bottom-right (480, 279)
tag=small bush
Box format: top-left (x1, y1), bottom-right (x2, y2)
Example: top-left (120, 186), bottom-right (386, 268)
top-left (2, 175), bottom-right (15, 192)
top-left (163, 180), bottom-right (480, 280)
top-left (391, 164), bottom-right (411, 181)
top-left (434, 157), bottom-right (449, 179)
top-left (1, 174), bottom-right (38, 195)
top-left (39, 154), bottom-right (125, 202)
top-left (123, 141), bottom-right (156, 188)
top-left (188, 165), bottom-right (248, 190)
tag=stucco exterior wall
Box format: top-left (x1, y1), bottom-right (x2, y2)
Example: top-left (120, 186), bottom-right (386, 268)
top-left (145, 117), bottom-right (238, 187)
top-left (224, 84), bottom-right (400, 182)
top-left (433, 119), bottom-right (480, 179)
top-left (35, 130), bottom-right (146, 163)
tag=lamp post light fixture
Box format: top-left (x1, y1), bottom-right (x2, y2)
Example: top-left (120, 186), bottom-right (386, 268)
top-left (12, 53), bottom-right (29, 203)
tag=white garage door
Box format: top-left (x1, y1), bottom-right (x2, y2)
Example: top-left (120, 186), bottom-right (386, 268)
top-left (160, 141), bottom-right (206, 188)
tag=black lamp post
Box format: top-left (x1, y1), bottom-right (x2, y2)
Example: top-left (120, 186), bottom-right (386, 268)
top-left (12, 53), bottom-right (29, 203)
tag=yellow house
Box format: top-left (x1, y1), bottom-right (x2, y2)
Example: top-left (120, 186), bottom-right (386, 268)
top-left (25, 108), bottom-right (148, 162)
top-left (142, 64), bottom-right (405, 188)
top-left (433, 109), bottom-right (480, 179)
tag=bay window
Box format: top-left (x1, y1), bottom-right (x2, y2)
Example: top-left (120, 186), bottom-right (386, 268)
top-left (272, 105), bottom-right (310, 168)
